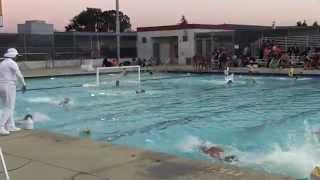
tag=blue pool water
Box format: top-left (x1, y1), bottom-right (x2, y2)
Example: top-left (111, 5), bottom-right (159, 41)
top-left (10, 73), bottom-right (320, 178)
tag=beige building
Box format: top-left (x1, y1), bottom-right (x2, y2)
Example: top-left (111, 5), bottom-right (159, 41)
top-left (137, 24), bottom-right (269, 65)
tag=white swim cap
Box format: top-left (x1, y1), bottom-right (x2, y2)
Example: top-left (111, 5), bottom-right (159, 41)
top-left (4, 48), bottom-right (20, 58)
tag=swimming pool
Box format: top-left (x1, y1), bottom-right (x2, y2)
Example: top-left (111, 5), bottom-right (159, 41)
top-left (11, 73), bottom-right (320, 178)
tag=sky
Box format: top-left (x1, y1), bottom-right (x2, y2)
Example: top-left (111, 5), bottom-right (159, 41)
top-left (3, 0), bottom-right (320, 32)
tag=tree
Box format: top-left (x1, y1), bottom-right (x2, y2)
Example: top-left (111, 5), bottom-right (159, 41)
top-left (102, 10), bottom-right (132, 32)
top-left (65, 8), bottom-right (131, 32)
top-left (65, 8), bottom-right (103, 32)
top-left (313, 21), bottom-right (319, 28)
top-left (179, 15), bottom-right (188, 25)
top-left (296, 21), bottom-right (302, 27)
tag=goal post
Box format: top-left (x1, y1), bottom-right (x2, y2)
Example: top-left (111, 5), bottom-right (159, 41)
top-left (96, 66), bottom-right (141, 87)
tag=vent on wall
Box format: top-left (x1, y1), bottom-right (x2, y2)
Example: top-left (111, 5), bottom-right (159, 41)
top-left (183, 30), bottom-right (188, 42)
top-left (142, 37), bottom-right (147, 43)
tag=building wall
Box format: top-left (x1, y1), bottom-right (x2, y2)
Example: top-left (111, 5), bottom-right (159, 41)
top-left (18, 20), bottom-right (54, 35)
top-left (137, 29), bottom-right (228, 65)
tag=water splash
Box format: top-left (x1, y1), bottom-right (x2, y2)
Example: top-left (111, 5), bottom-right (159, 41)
top-left (26, 97), bottom-right (74, 107)
top-left (82, 83), bottom-right (97, 88)
top-left (178, 124), bottom-right (320, 179)
top-left (26, 97), bottom-right (57, 104)
top-left (32, 112), bottom-right (50, 122)
top-left (241, 121), bottom-right (320, 178)
top-left (177, 135), bottom-right (212, 153)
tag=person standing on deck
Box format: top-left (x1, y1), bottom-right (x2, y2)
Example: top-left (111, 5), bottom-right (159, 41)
top-left (0, 48), bottom-right (27, 135)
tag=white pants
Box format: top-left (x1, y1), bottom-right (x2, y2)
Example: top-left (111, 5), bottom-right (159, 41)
top-left (0, 83), bottom-right (16, 128)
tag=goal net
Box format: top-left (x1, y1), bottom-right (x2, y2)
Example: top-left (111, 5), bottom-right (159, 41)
top-left (96, 66), bottom-right (141, 88)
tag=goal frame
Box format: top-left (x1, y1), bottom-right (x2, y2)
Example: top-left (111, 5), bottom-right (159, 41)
top-left (96, 66), bottom-right (141, 86)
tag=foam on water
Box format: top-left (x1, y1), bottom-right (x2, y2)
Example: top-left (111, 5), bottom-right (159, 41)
top-left (277, 77), bottom-right (312, 81)
top-left (177, 135), bottom-right (214, 153)
top-left (26, 97), bottom-right (74, 107)
top-left (82, 83), bottom-right (97, 88)
top-left (177, 122), bottom-right (320, 178)
top-left (253, 144), bottom-right (320, 178)
top-left (278, 77), bottom-right (293, 80)
top-left (26, 97), bottom-right (59, 104)
top-left (32, 112), bottom-right (51, 122)
top-left (297, 78), bottom-right (313, 81)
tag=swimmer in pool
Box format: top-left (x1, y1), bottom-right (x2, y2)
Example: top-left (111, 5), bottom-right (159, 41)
top-left (16, 114), bottom-right (34, 130)
top-left (136, 89), bottom-right (146, 94)
top-left (121, 69), bottom-right (128, 76)
top-left (225, 74), bottom-right (234, 85)
top-left (115, 80), bottom-right (120, 88)
top-left (200, 145), bottom-right (224, 160)
top-left (115, 69), bottom-right (128, 88)
top-left (59, 98), bottom-right (71, 106)
top-left (200, 145), bottom-right (238, 163)
top-left (58, 98), bottom-right (72, 111)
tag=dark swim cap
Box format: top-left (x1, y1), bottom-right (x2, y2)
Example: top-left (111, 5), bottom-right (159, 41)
top-left (24, 114), bottom-right (33, 120)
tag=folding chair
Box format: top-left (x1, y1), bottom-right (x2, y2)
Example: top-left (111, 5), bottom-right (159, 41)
top-left (0, 148), bottom-right (9, 180)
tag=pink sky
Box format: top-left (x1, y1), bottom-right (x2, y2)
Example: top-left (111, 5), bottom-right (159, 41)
top-left (3, 0), bottom-right (320, 32)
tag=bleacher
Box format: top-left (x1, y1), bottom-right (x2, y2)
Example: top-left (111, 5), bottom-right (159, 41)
top-left (251, 35), bottom-right (320, 68)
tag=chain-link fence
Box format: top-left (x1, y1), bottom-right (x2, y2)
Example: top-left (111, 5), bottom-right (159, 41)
top-left (0, 32), bottom-right (137, 61)
top-left (195, 27), bottom-right (320, 58)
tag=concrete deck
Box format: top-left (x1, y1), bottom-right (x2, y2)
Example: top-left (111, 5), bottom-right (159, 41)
top-left (21, 65), bottom-right (320, 78)
top-left (0, 131), bottom-right (293, 180)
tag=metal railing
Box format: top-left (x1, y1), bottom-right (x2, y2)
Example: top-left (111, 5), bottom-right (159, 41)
top-left (261, 35), bottom-right (320, 50)
top-left (0, 33), bottom-right (137, 62)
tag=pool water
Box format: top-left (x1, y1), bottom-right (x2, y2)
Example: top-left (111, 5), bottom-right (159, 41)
top-left (11, 73), bottom-right (320, 178)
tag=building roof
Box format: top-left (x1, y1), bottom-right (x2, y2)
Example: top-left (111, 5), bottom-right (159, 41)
top-left (54, 31), bottom-right (137, 36)
top-left (137, 24), bottom-right (271, 32)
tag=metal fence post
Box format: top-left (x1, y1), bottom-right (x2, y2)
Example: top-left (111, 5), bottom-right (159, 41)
top-left (23, 33), bottom-right (27, 61)
top-left (51, 34), bottom-right (55, 68)
top-left (73, 32), bottom-right (76, 60)
top-left (90, 34), bottom-right (93, 59)
top-left (285, 36), bottom-right (288, 51)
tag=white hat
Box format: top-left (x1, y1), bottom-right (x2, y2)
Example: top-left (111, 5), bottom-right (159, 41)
top-left (4, 48), bottom-right (20, 58)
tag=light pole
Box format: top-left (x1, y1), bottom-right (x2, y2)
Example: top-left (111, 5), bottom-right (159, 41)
top-left (116, 0), bottom-right (120, 61)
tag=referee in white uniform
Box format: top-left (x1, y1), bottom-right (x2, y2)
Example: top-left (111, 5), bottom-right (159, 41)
top-left (0, 48), bottom-right (26, 135)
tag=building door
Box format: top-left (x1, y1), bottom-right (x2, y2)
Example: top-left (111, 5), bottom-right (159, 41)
top-left (206, 39), bottom-right (212, 58)
top-left (153, 43), bottom-right (160, 65)
top-left (196, 39), bottom-right (203, 56)
top-left (170, 42), bottom-right (179, 64)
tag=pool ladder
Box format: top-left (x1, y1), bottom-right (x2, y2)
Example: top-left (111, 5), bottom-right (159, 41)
top-left (0, 148), bottom-right (9, 180)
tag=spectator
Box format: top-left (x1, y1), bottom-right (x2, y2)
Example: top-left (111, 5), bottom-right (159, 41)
top-left (102, 58), bottom-right (112, 67)
top-left (112, 59), bottom-right (119, 66)
top-left (279, 52), bottom-right (290, 68)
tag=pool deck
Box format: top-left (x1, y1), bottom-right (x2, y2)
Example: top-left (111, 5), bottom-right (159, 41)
top-left (22, 65), bottom-right (320, 78)
top-left (0, 130), bottom-right (293, 180)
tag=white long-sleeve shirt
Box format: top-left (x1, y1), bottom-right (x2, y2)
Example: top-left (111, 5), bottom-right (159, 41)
top-left (0, 58), bottom-right (26, 85)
